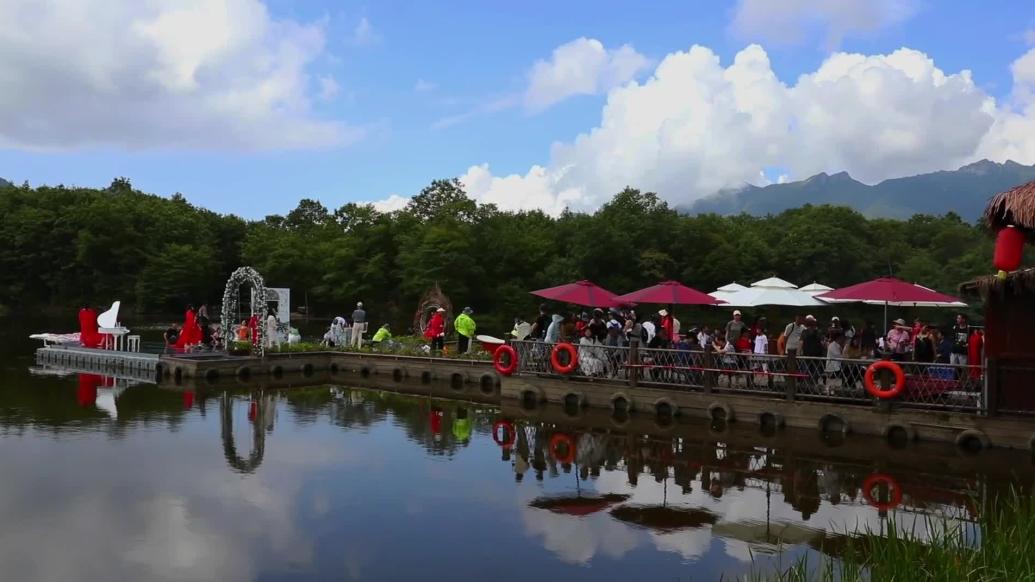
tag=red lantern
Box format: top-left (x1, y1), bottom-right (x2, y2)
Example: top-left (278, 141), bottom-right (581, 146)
top-left (994, 225), bottom-right (1025, 274)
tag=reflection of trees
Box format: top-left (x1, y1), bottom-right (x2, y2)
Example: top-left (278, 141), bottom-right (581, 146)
top-left (220, 392), bottom-right (274, 474)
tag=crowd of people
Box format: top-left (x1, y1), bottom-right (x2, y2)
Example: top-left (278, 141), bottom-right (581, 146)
top-left (163, 303), bottom-right (288, 352)
top-left (509, 303), bottom-right (984, 389)
top-left (321, 302), bottom-right (480, 354)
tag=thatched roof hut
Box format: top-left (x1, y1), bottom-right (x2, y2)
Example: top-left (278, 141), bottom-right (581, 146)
top-left (960, 267), bottom-right (1035, 301)
top-left (984, 179), bottom-right (1035, 231)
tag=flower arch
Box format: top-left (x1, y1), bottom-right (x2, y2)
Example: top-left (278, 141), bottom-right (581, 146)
top-left (221, 266), bottom-right (267, 357)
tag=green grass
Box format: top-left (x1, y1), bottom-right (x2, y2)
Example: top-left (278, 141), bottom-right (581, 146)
top-left (736, 490), bottom-right (1035, 582)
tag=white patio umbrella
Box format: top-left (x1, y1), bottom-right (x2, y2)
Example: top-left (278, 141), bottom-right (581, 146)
top-left (800, 282), bottom-right (834, 295)
top-left (716, 277), bottom-right (825, 308)
top-left (709, 282), bottom-right (749, 304)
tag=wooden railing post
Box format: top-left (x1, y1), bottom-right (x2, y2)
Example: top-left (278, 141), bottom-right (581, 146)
top-left (985, 356), bottom-right (998, 416)
top-left (628, 337), bottom-right (639, 387)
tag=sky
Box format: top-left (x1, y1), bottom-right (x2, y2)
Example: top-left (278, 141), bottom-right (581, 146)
top-left (1, 0), bottom-right (1035, 218)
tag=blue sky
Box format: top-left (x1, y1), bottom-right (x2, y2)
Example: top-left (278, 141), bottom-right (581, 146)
top-left (1, 0), bottom-right (1035, 217)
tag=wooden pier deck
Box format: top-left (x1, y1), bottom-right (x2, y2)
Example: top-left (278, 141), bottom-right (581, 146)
top-left (32, 344), bottom-right (1035, 452)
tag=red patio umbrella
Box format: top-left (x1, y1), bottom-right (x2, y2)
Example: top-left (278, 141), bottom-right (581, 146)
top-left (817, 276), bottom-right (966, 331)
top-left (531, 280), bottom-right (623, 308)
top-left (817, 277), bottom-right (965, 306)
top-left (616, 280), bottom-right (724, 305)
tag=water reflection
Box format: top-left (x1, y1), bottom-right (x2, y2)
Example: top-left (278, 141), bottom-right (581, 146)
top-left (0, 369), bottom-right (1030, 581)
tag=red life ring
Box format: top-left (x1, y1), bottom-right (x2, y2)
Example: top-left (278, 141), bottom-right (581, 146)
top-left (492, 420), bottom-right (516, 447)
top-left (549, 433), bottom-right (576, 464)
top-left (864, 361), bottom-right (906, 399)
top-left (550, 342), bottom-right (579, 375)
top-left (493, 344), bottom-right (518, 376)
top-left (862, 472), bottom-right (903, 511)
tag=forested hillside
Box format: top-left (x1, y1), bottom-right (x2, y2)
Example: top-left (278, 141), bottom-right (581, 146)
top-left (0, 177), bottom-right (1005, 329)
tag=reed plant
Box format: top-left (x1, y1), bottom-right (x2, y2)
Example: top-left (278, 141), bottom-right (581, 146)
top-left (735, 489), bottom-right (1035, 581)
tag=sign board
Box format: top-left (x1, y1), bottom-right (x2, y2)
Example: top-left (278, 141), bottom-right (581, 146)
top-left (252, 287), bottom-right (291, 324)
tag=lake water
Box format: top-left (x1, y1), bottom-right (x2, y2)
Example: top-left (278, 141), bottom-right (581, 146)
top-left (3, 328), bottom-right (1033, 581)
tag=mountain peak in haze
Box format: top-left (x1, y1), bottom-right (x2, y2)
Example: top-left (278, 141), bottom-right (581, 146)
top-left (684, 160), bottom-right (1035, 220)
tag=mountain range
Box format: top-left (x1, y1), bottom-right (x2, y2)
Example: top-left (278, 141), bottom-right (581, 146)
top-left (683, 160), bottom-right (1035, 220)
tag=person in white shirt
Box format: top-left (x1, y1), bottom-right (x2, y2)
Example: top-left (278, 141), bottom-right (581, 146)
top-left (265, 310), bottom-right (280, 349)
top-left (753, 330), bottom-right (770, 387)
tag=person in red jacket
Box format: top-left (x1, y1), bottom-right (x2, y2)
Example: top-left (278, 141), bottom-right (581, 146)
top-left (968, 328), bottom-right (984, 383)
top-left (425, 307), bottom-right (446, 352)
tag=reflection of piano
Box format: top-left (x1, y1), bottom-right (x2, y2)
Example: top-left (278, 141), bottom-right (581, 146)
top-left (75, 373), bottom-right (129, 417)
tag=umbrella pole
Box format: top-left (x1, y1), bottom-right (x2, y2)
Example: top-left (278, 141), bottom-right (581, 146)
top-left (883, 301), bottom-right (888, 335)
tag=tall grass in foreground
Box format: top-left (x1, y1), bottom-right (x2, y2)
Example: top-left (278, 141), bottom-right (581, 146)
top-left (735, 490), bottom-right (1035, 581)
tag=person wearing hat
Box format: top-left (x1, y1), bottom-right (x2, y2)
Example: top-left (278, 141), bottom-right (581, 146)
top-left (424, 307), bottom-right (446, 352)
top-left (589, 308), bottom-right (608, 342)
top-left (886, 318), bottom-right (912, 361)
top-left (454, 307), bottom-right (477, 353)
top-left (350, 301), bottom-right (367, 348)
top-left (725, 310), bottom-right (746, 344)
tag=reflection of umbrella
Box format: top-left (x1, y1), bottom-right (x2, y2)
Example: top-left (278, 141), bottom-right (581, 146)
top-left (712, 520), bottom-right (824, 547)
top-left (531, 280), bottom-right (622, 308)
top-left (610, 505), bottom-right (718, 531)
top-left (616, 280), bottom-right (723, 305)
top-left (714, 277), bottom-right (825, 308)
top-left (530, 493), bottom-right (630, 517)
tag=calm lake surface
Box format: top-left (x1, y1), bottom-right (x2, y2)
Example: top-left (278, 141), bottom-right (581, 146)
top-left (3, 326), bottom-right (1033, 581)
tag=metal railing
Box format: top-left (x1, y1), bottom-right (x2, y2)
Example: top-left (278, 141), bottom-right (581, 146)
top-left (510, 340), bottom-right (985, 414)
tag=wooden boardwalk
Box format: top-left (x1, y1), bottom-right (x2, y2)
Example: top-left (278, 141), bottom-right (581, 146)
top-left (35, 345), bottom-right (160, 382)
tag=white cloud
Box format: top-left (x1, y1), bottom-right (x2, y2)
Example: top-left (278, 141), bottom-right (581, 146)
top-left (432, 37), bottom-right (648, 129)
top-left (351, 17), bottom-right (380, 47)
top-left (0, 0), bottom-right (357, 151)
top-left (976, 48), bottom-right (1035, 164)
top-left (317, 76), bottom-right (340, 102)
top-left (414, 79), bottom-right (437, 93)
top-left (369, 194), bottom-right (410, 213)
top-left (450, 43), bottom-right (1014, 215)
top-left (524, 37), bottom-right (650, 112)
top-left (731, 0), bottom-right (918, 47)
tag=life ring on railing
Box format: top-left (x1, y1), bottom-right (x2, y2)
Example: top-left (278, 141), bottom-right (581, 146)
top-left (864, 361), bottom-right (906, 399)
top-left (862, 472), bottom-right (902, 511)
top-left (549, 433), bottom-right (576, 464)
top-left (550, 343), bottom-right (579, 375)
top-left (493, 345), bottom-right (518, 376)
top-left (492, 420), bottom-right (516, 447)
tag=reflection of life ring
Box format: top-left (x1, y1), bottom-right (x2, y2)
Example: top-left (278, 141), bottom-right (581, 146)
top-left (492, 420), bottom-right (516, 447)
top-left (550, 343), bottom-right (579, 374)
top-left (864, 361), bottom-right (906, 399)
top-left (550, 433), bottom-right (576, 464)
top-left (862, 473), bottom-right (903, 511)
top-left (494, 345), bottom-right (518, 376)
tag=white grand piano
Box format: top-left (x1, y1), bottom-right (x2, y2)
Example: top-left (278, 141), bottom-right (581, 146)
top-left (97, 301), bottom-right (131, 351)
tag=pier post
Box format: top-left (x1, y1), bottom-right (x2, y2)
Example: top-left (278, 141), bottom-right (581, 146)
top-left (702, 349), bottom-right (714, 394)
top-left (628, 338), bottom-right (639, 387)
top-left (785, 353), bottom-right (797, 401)
top-left (984, 357), bottom-right (998, 416)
